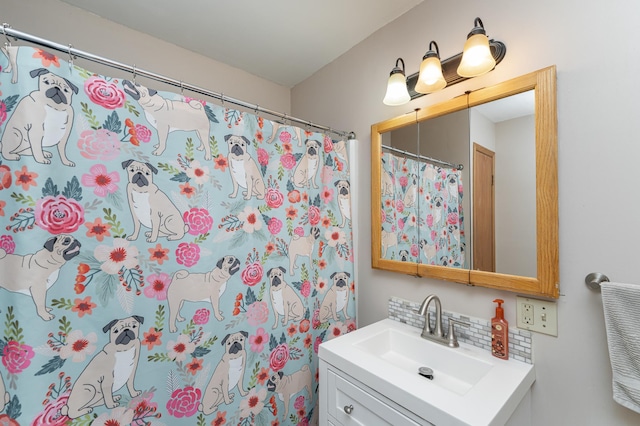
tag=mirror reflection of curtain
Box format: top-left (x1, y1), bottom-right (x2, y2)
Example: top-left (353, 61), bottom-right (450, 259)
top-left (380, 152), bottom-right (419, 262)
top-left (419, 163), bottom-right (466, 268)
top-left (380, 151), bottom-right (466, 268)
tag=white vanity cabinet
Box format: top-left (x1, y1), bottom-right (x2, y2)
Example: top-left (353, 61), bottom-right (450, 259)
top-left (320, 360), bottom-right (432, 425)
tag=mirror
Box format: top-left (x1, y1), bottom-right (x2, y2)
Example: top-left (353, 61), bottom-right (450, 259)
top-left (371, 66), bottom-right (559, 298)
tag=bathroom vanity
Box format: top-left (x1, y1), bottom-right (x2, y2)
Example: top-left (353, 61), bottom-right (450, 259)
top-left (319, 319), bottom-right (535, 425)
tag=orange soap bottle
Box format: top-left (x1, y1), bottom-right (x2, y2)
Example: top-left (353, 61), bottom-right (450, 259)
top-left (491, 299), bottom-right (509, 360)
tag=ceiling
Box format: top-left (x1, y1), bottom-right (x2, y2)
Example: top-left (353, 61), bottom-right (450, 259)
top-left (59, 0), bottom-right (424, 88)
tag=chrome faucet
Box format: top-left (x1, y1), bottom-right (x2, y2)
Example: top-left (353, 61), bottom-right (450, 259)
top-left (418, 294), bottom-right (470, 348)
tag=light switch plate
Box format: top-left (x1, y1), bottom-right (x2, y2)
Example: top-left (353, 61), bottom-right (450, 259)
top-left (516, 296), bottom-right (558, 336)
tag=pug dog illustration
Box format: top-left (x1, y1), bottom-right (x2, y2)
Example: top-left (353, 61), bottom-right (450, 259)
top-left (334, 180), bottom-right (352, 228)
top-left (62, 316), bottom-right (144, 419)
top-left (381, 229), bottom-right (398, 258)
top-left (433, 195), bottom-right (445, 227)
top-left (122, 80), bottom-right (212, 159)
top-left (403, 173), bottom-right (418, 208)
top-left (319, 272), bottom-right (351, 322)
top-left (199, 331), bottom-right (249, 415)
top-left (288, 227), bottom-right (320, 275)
top-left (122, 159), bottom-right (188, 242)
top-left (268, 267), bottom-right (304, 329)
top-left (448, 223), bottom-right (460, 246)
top-left (0, 234), bottom-right (81, 321)
top-left (1, 45), bottom-right (18, 84)
top-left (225, 134), bottom-right (266, 200)
top-left (265, 122), bottom-right (303, 146)
top-left (0, 372), bottom-right (9, 413)
top-left (332, 139), bottom-right (349, 170)
top-left (293, 139), bottom-right (321, 189)
top-left (167, 255), bottom-right (241, 332)
top-left (381, 161), bottom-right (394, 197)
top-left (266, 365), bottom-right (312, 417)
top-left (446, 173), bottom-right (459, 202)
top-left (1, 68), bottom-right (78, 166)
top-left (419, 239), bottom-right (437, 264)
top-left (399, 249), bottom-right (410, 262)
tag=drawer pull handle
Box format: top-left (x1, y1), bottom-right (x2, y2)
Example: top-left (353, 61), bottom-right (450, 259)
top-left (344, 404), bottom-right (354, 414)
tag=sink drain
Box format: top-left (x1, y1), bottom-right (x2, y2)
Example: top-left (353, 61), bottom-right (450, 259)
top-left (418, 366), bottom-right (434, 380)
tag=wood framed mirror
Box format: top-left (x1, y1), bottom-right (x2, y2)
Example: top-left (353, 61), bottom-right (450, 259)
top-left (371, 66), bottom-right (559, 298)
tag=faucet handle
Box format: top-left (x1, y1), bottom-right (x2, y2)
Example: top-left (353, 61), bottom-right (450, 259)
top-left (447, 318), bottom-right (471, 348)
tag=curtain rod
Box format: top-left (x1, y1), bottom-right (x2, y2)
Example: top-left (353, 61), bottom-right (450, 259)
top-left (381, 144), bottom-right (464, 170)
top-left (1, 23), bottom-right (356, 140)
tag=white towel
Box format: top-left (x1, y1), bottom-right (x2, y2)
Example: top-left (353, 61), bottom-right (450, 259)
top-left (601, 281), bottom-right (640, 413)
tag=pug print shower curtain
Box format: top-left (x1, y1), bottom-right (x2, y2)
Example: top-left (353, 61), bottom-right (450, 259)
top-left (0, 46), bottom-right (355, 426)
top-left (380, 151), bottom-right (465, 268)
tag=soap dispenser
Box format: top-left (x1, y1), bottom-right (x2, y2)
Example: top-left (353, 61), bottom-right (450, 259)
top-left (491, 299), bottom-right (509, 360)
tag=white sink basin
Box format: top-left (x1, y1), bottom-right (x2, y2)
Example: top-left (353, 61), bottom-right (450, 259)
top-left (354, 327), bottom-right (493, 395)
top-left (319, 318), bottom-right (535, 426)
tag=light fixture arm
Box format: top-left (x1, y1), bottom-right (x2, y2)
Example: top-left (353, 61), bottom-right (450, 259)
top-left (468, 17), bottom-right (487, 37)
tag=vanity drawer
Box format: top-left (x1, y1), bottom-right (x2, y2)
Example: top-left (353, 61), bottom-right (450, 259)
top-left (327, 370), bottom-right (424, 426)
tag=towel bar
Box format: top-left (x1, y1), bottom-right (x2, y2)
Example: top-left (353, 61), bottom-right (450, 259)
top-left (585, 272), bottom-right (609, 291)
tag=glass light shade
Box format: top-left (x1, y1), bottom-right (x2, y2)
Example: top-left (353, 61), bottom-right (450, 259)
top-left (415, 56), bottom-right (447, 94)
top-left (457, 33), bottom-right (496, 77)
top-left (383, 72), bottom-right (410, 106)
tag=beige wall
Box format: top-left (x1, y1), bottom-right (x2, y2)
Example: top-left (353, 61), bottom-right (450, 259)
top-left (293, 0), bottom-right (640, 424)
top-left (1, 0), bottom-right (291, 113)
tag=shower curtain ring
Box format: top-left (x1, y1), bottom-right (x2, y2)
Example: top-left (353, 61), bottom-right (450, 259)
top-left (220, 93), bottom-right (225, 107)
top-left (132, 64), bottom-right (136, 84)
top-left (255, 104), bottom-right (259, 116)
top-left (179, 80), bottom-right (184, 95)
top-left (67, 44), bottom-right (75, 72)
top-left (2, 24), bottom-right (11, 47)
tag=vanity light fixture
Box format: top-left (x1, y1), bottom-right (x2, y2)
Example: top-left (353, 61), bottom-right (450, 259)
top-left (382, 17), bottom-right (506, 106)
top-left (415, 41), bottom-right (447, 94)
top-left (457, 17), bottom-right (496, 78)
top-left (382, 58), bottom-right (411, 106)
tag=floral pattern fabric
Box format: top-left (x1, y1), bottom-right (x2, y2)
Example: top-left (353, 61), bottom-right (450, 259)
top-left (380, 151), bottom-right (465, 268)
top-left (0, 47), bottom-right (355, 426)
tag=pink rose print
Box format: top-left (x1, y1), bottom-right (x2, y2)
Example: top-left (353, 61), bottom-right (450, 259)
top-left (447, 212), bottom-right (459, 225)
top-left (257, 148), bottom-right (269, 166)
top-left (246, 301), bottom-right (269, 326)
top-left (135, 124), bottom-right (153, 143)
top-left (78, 129), bottom-right (121, 161)
top-left (399, 176), bottom-right (408, 187)
top-left (300, 280), bottom-right (311, 297)
top-left (294, 226), bottom-right (305, 237)
top-left (279, 131), bottom-right (292, 144)
top-left (323, 137), bottom-right (333, 154)
top-left (0, 235), bottom-right (15, 253)
top-left (269, 343), bottom-right (290, 371)
top-left (410, 243), bottom-right (419, 257)
top-left (166, 386), bottom-right (202, 418)
top-left (294, 395), bottom-right (306, 410)
top-left (281, 153), bottom-right (296, 170)
top-left (241, 262), bottom-right (263, 286)
top-left (398, 219), bottom-right (405, 231)
top-left (183, 208), bottom-right (213, 236)
top-left (321, 165), bottom-right (334, 184)
top-left (36, 195), bottom-right (85, 234)
top-left (427, 214), bottom-right (434, 227)
top-left (84, 76), bottom-right (126, 110)
top-left (0, 101), bottom-right (7, 126)
top-left (312, 309), bottom-right (321, 329)
top-left (2, 340), bottom-right (35, 374)
top-left (31, 392), bottom-right (71, 426)
top-left (267, 217), bottom-right (283, 235)
top-left (431, 230), bottom-right (438, 241)
top-left (265, 188), bottom-right (284, 209)
top-left (193, 308), bottom-right (210, 325)
top-left (395, 199), bottom-right (404, 213)
top-left (175, 243), bottom-right (200, 267)
top-left (313, 336), bottom-right (323, 354)
top-left (308, 205), bottom-right (320, 226)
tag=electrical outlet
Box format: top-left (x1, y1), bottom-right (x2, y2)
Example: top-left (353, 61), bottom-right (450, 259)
top-left (516, 296), bottom-right (558, 336)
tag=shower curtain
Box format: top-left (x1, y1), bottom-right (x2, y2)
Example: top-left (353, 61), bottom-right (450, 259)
top-left (380, 151), bottom-right (465, 268)
top-left (0, 46), bottom-right (355, 426)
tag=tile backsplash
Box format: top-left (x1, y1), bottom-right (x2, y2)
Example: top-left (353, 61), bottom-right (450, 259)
top-left (388, 297), bottom-right (533, 364)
